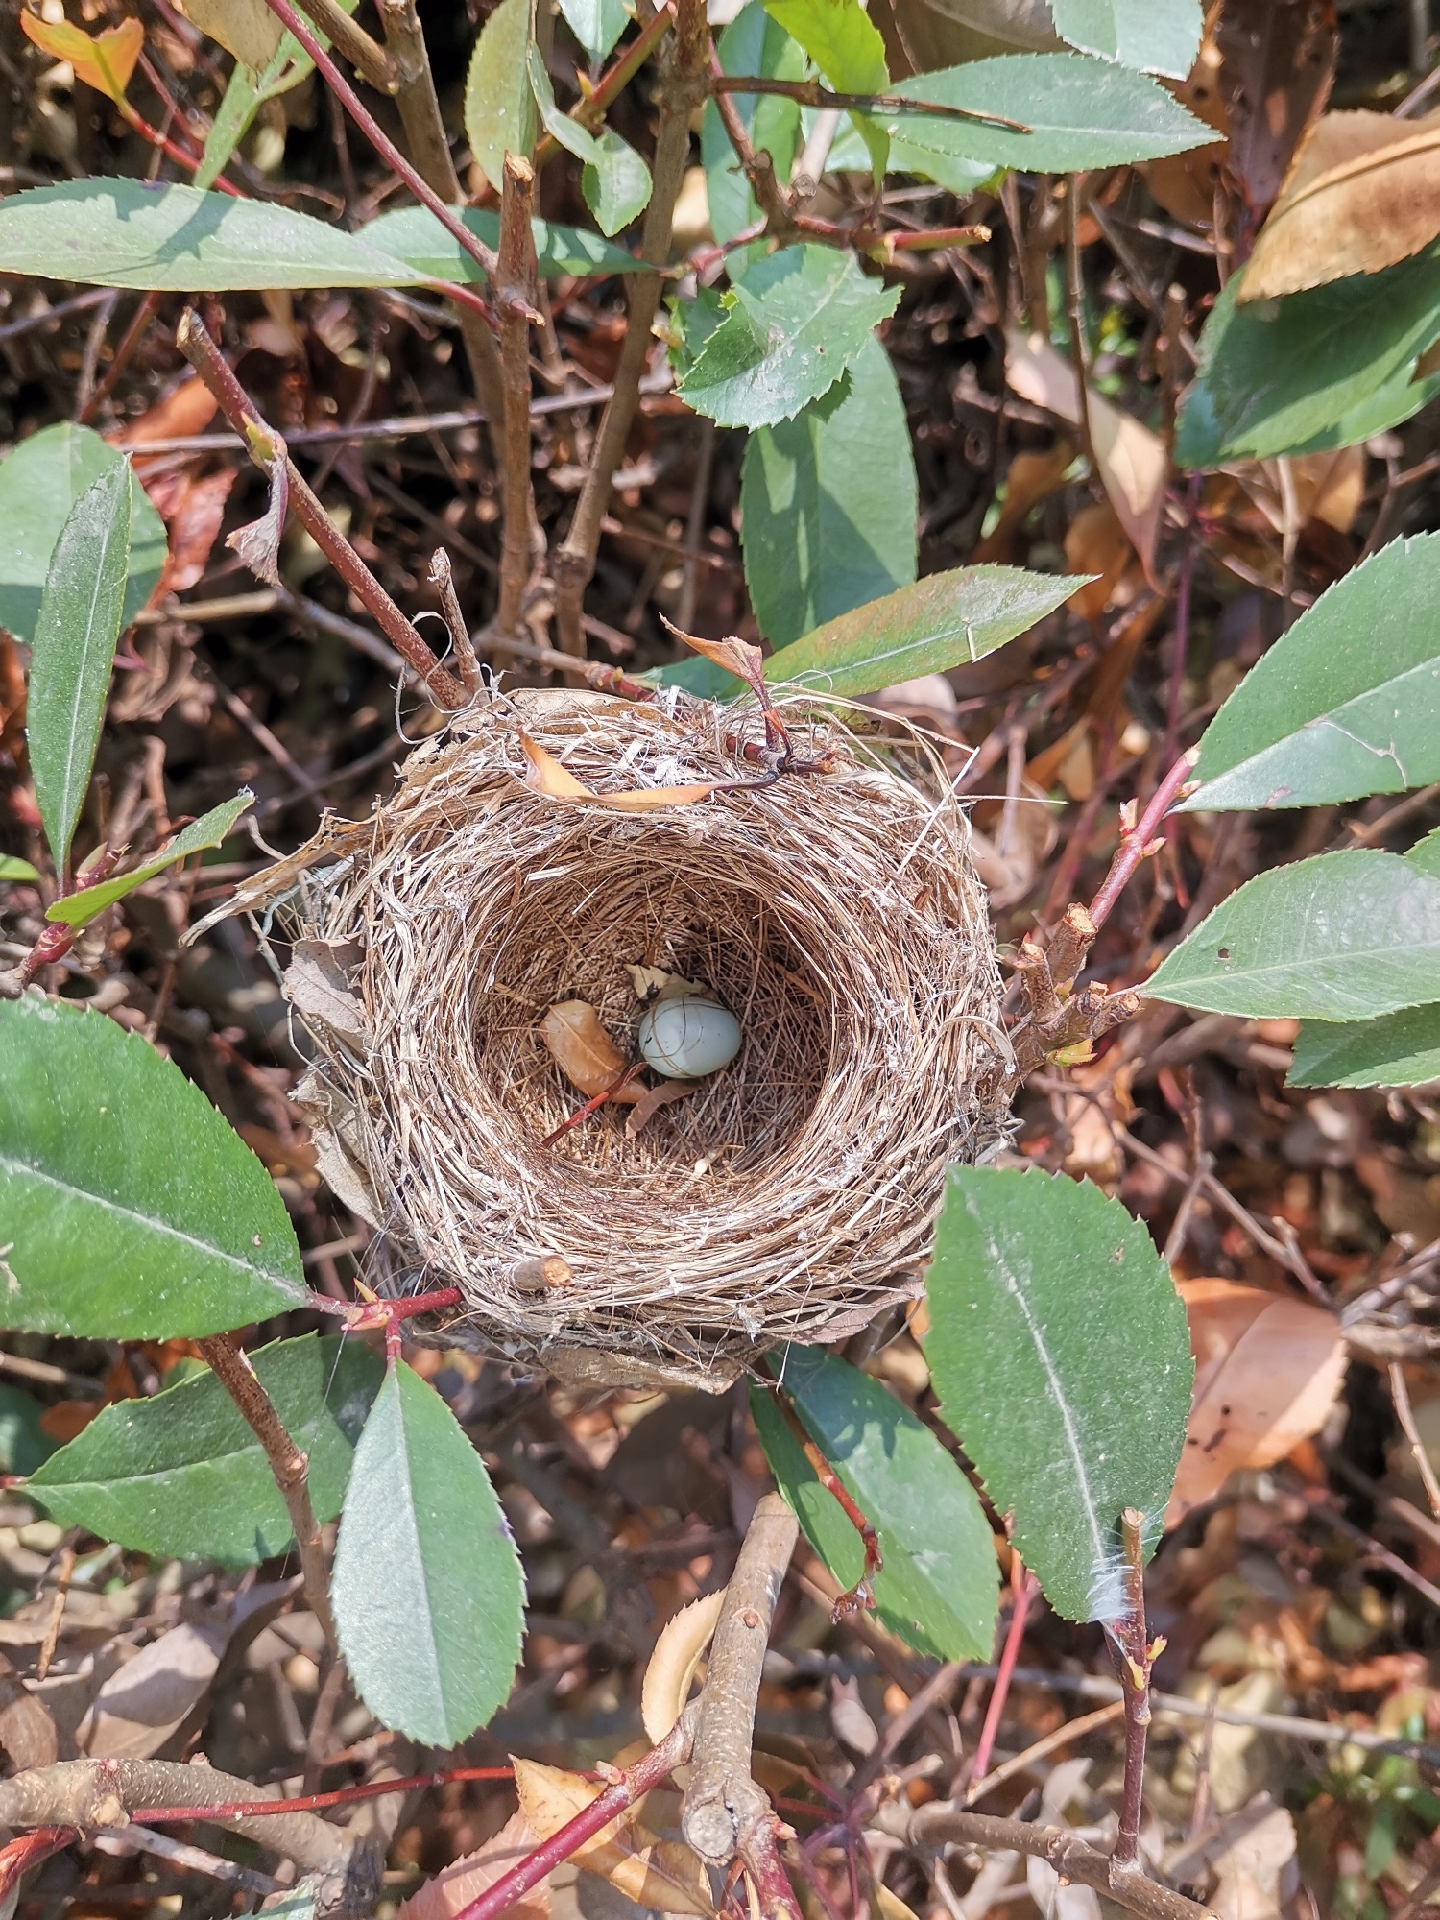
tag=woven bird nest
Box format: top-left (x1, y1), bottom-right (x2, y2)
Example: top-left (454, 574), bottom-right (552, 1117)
top-left (237, 684), bottom-right (1012, 1390)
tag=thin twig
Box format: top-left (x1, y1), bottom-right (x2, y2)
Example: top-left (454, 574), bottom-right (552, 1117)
top-left (497, 152), bottom-right (539, 646)
top-left (709, 74), bottom-right (1028, 130)
top-left (1107, 1509), bottom-right (1153, 1872)
top-left (1063, 176), bottom-right (1095, 477)
top-left (1089, 750), bottom-right (1200, 933)
top-left (965, 1700), bottom-right (1126, 1807)
top-left (967, 1558), bottom-right (1037, 1788)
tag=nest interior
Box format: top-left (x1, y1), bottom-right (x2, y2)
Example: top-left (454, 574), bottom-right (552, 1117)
top-left (271, 686), bottom-right (1012, 1390)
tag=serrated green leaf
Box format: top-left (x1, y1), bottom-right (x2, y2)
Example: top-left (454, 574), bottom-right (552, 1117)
top-left (45, 791), bottom-right (254, 929)
top-left (1177, 243), bottom-right (1440, 466)
top-left (702, 7), bottom-right (804, 278)
top-left (0, 857), bottom-right (39, 882)
top-left (883, 54), bottom-right (1209, 182)
top-left (332, 1363), bottom-right (524, 1744)
top-left (762, 0), bottom-right (889, 174)
top-left (28, 1334), bottom-right (384, 1564)
top-left (467, 0), bottom-right (537, 193)
top-left (0, 997), bottom-right (309, 1338)
top-left (559, 0), bottom-right (630, 64)
top-left (1186, 534), bottom-right (1440, 812)
top-left (1409, 827), bottom-right (1440, 878)
top-left (752, 1350), bottom-right (997, 1660)
top-left (1289, 1005), bottom-right (1440, 1090)
top-left (582, 129), bottom-right (653, 235)
top-left (0, 1385), bottom-right (56, 1476)
top-left (367, 204), bottom-right (642, 280)
top-left (1049, 0), bottom-right (1200, 77)
top-left (925, 1166), bottom-right (1191, 1623)
top-left (28, 463), bottom-right (131, 874)
top-left (1146, 851), bottom-right (1440, 1021)
top-left (0, 422), bottom-right (165, 647)
top-left (678, 244), bottom-right (899, 428)
top-left (740, 337), bottom-right (916, 645)
top-left (0, 180), bottom-right (437, 292)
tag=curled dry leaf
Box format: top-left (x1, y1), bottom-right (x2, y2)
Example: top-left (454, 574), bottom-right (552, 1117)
top-left (666, 625), bottom-right (767, 702)
top-left (18, 12), bottom-right (143, 106)
top-left (1240, 110), bottom-right (1440, 301)
top-left (541, 1000), bottom-right (642, 1103)
top-left (625, 1078), bottom-right (696, 1137)
top-left (227, 460), bottom-right (290, 589)
top-left (1064, 500), bottom-right (1133, 628)
top-left (521, 731), bottom-right (594, 799)
top-left (513, 1758), bottom-right (712, 1917)
top-left (1165, 1280), bottom-right (1347, 1529)
top-left (521, 731), bottom-right (717, 811)
top-left (398, 1809), bottom-right (549, 1920)
top-left (640, 1588), bottom-right (726, 1744)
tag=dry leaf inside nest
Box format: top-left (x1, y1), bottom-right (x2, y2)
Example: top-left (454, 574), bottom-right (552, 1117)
top-left (1165, 1279), bottom-right (1347, 1529)
top-left (540, 1001), bottom-right (643, 1103)
top-left (1240, 109), bottom-right (1440, 301)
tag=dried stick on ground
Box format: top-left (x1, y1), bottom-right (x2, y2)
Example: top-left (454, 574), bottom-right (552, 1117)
top-left (552, 0), bottom-right (709, 655)
top-left (496, 153), bottom-right (540, 644)
top-left (195, 1334), bottom-right (337, 1648)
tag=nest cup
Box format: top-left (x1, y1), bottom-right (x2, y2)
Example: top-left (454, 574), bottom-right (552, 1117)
top-left (268, 685), bottom-right (1012, 1390)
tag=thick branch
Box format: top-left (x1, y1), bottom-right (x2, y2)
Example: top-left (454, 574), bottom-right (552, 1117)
top-left (298, 0), bottom-right (394, 90)
top-left (0, 1762), bottom-right (350, 1873)
top-left (177, 310), bottom-right (468, 709)
top-left (552, 0), bottom-right (709, 654)
top-left (196, 1334), bottom-right (337, 1648)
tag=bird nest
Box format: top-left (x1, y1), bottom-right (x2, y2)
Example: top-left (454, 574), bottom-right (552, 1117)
top-left (223, 684), bottom-right (1013, 1390)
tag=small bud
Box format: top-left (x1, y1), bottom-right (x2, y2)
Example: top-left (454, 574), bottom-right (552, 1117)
top-left (1118, 798), bottom-right (1138, 833)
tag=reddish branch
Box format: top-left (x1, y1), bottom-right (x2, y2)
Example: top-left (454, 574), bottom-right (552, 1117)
top-left (133, 1765), bottom-right (514, 1825)
top-left (1089, 748), bottom-right (1201, 933)
top-left (966, 1557), bottom-right (1038, 1789)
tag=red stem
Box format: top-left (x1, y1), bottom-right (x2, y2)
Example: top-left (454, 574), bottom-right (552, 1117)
top-left (0, 1826), bottom-right (76, 1900)
top-left (120, 103), bottom-right (241, 195)
top-left (967, 1558), bottom-right (1038, 1789)
top-left (132, 1766), bottom-right (515, 1825)
top-left (1086, 748), bottom-right (1200, 935)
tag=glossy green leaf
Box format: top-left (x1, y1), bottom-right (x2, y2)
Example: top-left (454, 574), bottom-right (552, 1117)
top-left (0, 1386), bottom-right (56, 1477)
top-left (1186, 534), bottom-right (1440, 811)
top-left (883, 54), bottom-right (1209, 183)
top-left (46, 791), bottom-right (254, 929)
top-left (29, 1335), bottom-right (384, 1564)
top-left (1177, 243), bottom-right (1440, 466)
top-left (466, 0), bottom-right (536, 193)
top-left (702, 7), bottom-right (804, 277)
top-left (678, 244), bottom-right (899, 428)
top-left (1049, 0), bottom-right (1200, 77)
top-left (0, 421), bottom-right (165, 646)
top-left (0, 180), bottom-right (438, 292)
top-left (27, 463), bottom-right (131, 874)
top-left (1146, 851), bottom-right (1440, 1021)
top-left (332, 1362), bottom-right (524, 1744)
top-left (367, 204), bottom-right (642, 280)
top-left (740, 337), bottom-right (916, 645)
top-left (0, 996), bottom-right (309, 1338)
top-left (926, 1166), bottom-right (1192, 1623)
top-left (762, 0), bottom-right (889, 174)
top-left (582, 129), bottom-right (653, 235)
top-left (1289, 1004), bottom-right (1440, 1090)
top-left (0, 856), bottom-right (38, 882)
top-left (558, 0), bottom-right (629, 64)
top-left (752, 1350), bottom-right (997, 1660)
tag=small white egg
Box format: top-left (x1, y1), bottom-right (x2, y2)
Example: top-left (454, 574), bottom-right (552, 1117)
top-left (637, 995), bottom-right (741, 1080)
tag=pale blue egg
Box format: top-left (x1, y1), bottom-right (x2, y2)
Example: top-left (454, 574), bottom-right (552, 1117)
top-left (637, 995), bottom-right (741, 1080)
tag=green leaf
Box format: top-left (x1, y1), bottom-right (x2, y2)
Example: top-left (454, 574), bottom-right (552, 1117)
top-left (1177, 243), bottom-right (1440, 466)
top-left (1409, 826), bottom-right (1440, 878)
top-left (367, 204), bottom-right (642, 280)
top-left (751, 1350), bottom-right (997, 1661)
top-left (0, 996), bottom-right (309, 1338)
top-left (1289, 1004), bottom-right (1440, 1090)
top-left (1186, 533), bottom-right (1440, 811)
top-left (762, 0), bottom-right (889, 174)
top-left (27, 463), bottom-right (131, 874)
top-left (740, 336), bottom-right (916, 645)
top-left (883, 54), bottom-right (1210, 183)
top-left (0, 421), bottom-right (165, 646)
top-left (332, 1363), bottom-right (524, 1745)
top-left (0, 856), bottom-right (39, 882)
top-left (678, 244), bottom-right (899, 428)
top-left (702, 7), bottom-right (804, 277)
top-left (0, 180), bottom-right (440, 292)
top-left (1049, 0), bottom-right (1200, 77)
top-left (558, 0), bottom-right (630, 64)
top-left (926, 1166), bottom-right (1192, 1623)
top-left (0, 1385), bottom-right (56, 1476)
top-left (1146, 851), bottom-right (1440, 1021)
top-left (45, 791), bottom-right (254, 929)
top-left (195, 0), bottom-right (360, 191)
top-left (28, 1334), bottom-right (384, 1564)
top-left (466, 0), bottom-right (537, 194)
top-left (582, 129), bottom-right (653, 235)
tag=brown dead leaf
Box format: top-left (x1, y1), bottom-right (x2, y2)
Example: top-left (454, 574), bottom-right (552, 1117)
top-left (625, 1079), bottom-right (695, 1137)
top-left (972, 441), bottom-right (1074, 566)
top-left (399, 1810), bottom-right (550, 1920)
top-left (152, 468), bottom-right (238, 598)
top-left (641, 1589), bottom-right (725, 1743)
top-left (84, 1616), bottom-right (230, 1759)
top-left (513, 1759), bottom-right (711, 1916)
top-left (227, 461), bottom-right (289, 589)
top-left (0, 1652), bottom-right (58, 1770)
top-left (115, 373), bottom-right (219, 463)
top-left (178, 0), bottom-right (285, 69)
top-left (586, 785), bottom-right (717, 812)
top-left (284, 939), bottom-right (368, 1050)
top-left (1006, 330), bottom-right (1165, 583)
top-left (668, 627), bottom-right (765, 700)
top-left (19, 11), bottom-right (143, 105)
top-left (1143, 23), bottom-right (1228, 230)
top-left (1165, 1280), bottom-right (1347, 1530)
top-left (541, 1001), bottom-right (642, 1104)
top-left (521, 734), bottom-right (715, 812)
top-left (1064, 501), bottom-right (1132, 628)
top-left (521, 731), bottom-right (594, 798)
top-left (1241, 109), bottom-right (1440, 301)
top-left (1215, 0), bottom-right (1336, 227)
